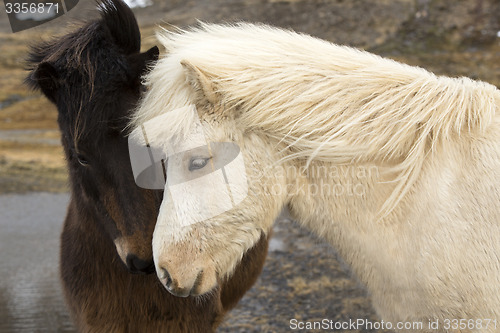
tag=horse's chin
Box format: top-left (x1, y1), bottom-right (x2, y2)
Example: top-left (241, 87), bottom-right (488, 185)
top-left (161, 280), bottom-right (218, 298)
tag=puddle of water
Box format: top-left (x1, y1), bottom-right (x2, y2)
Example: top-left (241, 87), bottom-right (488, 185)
top-left (0, 192), bottom-right (75, 332)
top-left (0, 95), bottom-right (24, 110)
top-left (0, 129), bottom-right (60, 146)
top-left (268, 237), bottom-right (286, 252)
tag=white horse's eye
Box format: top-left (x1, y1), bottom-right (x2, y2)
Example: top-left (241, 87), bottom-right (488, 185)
top-left (189, 157), bottom-right (210, 171)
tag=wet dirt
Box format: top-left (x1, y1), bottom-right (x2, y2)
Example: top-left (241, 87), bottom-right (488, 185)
top-left (0, 193), bottom-right (73, 332)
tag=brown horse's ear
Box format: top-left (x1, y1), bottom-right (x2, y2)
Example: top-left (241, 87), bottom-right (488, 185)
top-left (127, 46), bottom-right (160, 81)
top-left (181, 60), bottom-right (217, 105)
top-left (28, 62), bottom-right (59, 104)
top-left (144, 46), bottom-right (160, 63)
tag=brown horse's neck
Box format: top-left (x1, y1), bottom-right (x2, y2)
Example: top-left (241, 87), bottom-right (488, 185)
top-left (60, 197), bottom-right (224, 332)
top-left (60, 196), bottom-right (128, 288)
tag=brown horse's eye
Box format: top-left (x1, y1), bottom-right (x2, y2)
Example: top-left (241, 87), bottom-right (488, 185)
top-left (77, 154), bottom-right (90, 166)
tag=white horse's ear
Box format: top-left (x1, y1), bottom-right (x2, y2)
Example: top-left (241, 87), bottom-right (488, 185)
top-left (181, 60), bottom-right (217, 105)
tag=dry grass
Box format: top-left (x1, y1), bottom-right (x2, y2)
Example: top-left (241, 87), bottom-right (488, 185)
top-left (0, 23), bottom-right (159, 194)
top-left (0, 28), bottom-right (65, 193)
top-left (0, 0), bottom-right (499, 195)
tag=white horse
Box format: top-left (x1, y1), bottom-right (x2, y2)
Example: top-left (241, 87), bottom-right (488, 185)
top-left (131, 23), bottom-right (500, 332)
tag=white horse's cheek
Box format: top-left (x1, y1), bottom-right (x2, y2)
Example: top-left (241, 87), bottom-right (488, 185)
top-left (152, 192), bottom-right (184, 267)
top-left (152, 201), bottom-right (168, 273)
top-left (152, 228), bottom-right (163, 275)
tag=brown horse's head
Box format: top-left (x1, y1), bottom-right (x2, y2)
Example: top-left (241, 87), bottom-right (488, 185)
top-left (26, 0), bottom-right (160, 274)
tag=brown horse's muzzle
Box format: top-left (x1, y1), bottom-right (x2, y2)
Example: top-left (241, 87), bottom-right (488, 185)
top-left (126, 254), bottom-right (155, 275)
top-left (114, 236), bottom-right (155, 274)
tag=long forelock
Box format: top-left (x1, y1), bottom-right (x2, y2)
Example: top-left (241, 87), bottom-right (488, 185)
top-left (135, 22), bottom-right (500, 216)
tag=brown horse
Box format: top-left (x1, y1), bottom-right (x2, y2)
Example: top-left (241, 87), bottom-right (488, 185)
top-left (26, 1), bottom-right (268, 331)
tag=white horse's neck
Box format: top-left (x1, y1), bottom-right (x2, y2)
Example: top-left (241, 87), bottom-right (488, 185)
top-left (284, 129), bottom-right (500, 322)
top-left (285, 158), bottom-right (420, 319)
top-left (286, 159), bottom-right (391, 245)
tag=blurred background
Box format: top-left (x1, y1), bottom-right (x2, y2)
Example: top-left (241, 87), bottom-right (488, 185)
top-left (0, 0), bottom-right (499, 332)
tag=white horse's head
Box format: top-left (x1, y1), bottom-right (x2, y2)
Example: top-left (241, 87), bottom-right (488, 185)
top-left (131, 22), bottom-right (370, 297)
top-left (130, 56), bottom-right (287, 296)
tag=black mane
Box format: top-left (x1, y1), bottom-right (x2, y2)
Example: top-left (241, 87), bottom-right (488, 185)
top-left (98, 0), bottom-right (141, 55)
top-left (25, 0), bottom-right (146, 150)
top-left (26, 0), bottom-right (140, 87)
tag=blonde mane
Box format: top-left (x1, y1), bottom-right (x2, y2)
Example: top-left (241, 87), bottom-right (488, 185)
top-left (134, 22), bottom-right (500, 215)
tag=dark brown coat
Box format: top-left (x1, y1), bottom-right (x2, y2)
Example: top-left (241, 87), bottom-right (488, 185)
top-left (26, 1), bottom-right (268, 331)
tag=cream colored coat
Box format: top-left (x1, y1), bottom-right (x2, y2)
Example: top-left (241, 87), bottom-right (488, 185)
top-left (133, 23), bottom-right (500, 332)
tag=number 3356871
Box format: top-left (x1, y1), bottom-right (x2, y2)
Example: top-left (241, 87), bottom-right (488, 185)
top-left (443, 319), bottom-right (497, 330)
top-left (5, 2), bottom-right (59, 14)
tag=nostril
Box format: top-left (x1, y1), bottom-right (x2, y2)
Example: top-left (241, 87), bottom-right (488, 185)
top-left (158, 267), bottom-right (203, 297)
top-left (126, 255), bottom-right (155, 275)
top-left (161, 268), bottom-right (173, 288)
